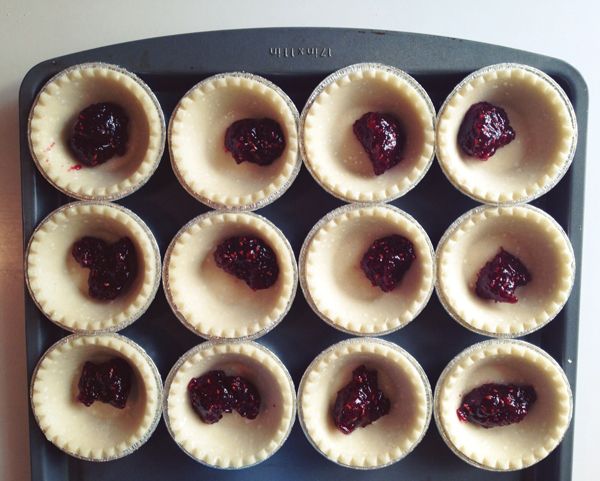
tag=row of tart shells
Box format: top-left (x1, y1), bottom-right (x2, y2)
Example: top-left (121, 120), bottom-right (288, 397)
top-left (28, 62), bottom-right (577, 208)
top-left (30, 333), bottom-right (572, 472)
top-left (25, 201), bottom-right (575, 339)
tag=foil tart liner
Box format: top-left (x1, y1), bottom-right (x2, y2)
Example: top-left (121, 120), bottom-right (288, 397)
top-left (433, 338), bottom-right (573, 471)
top-left (435, 62), bottom-right (578, 206)
top-left (28, 62), bottom-right (166, 202)
top-left (167, 71), bottom-right (302, 212)
top-left (162, 210), bottom-right (298, 341)
top-left (299, 62), bottom-right (437, 204)
top-left (435, 203), bottom-right (576, 338)
top-left (29, 332), bottom-right (164, 462)
top-left (297, 337), bottom-right (433, 469)
top-left (298, 203), bottom-right (436, 336)
top-left (24, 200), bottom-right (162, 334)
top-left (162, 339), bottom-right (297, 469)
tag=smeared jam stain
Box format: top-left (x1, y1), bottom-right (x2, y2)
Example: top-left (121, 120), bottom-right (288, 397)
top-left (43, 141), bottom-right (56, 153)
top-left (77, 358), bottom-right (133, 409)
top-left (213, 235), bottom-right (279, 290)
top-left (224, 118), bottom-right (285, 166)
top-left (69, 102), bottom-right (129, 167)
top-left (187, 370), bottom-right (261, 424)
top-left (475, 248), bottom-right (531, 303)
top-left (360, 234), bottom-right (416, 292)
top-left (333, 365), bottom-right (391, 434)
top-left (72, 236), bottom-right (138, 300)
top-left (68, 164), bottom-right (82, 171)
top-left (458, 102), bottom-right (515, 160)
top-left (353, 112), bottom-right (405, 175)
top-left (457, 383), bottom-right (537, 428)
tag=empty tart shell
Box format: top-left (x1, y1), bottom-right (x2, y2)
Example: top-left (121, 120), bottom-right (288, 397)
top-left (434, 339), bottom-right (572, 471)
top-left (436, 63), bottom-right (577, 204)
top-left (300, 204), bottom-right (435, 335)
top-left (163, 340), bottom-right (296, 469)
top-left (300, 63), bottom-right (436, 203)
top-left (25, 201), bottom-right (161, 333)
top-left (169, 72), bottom-right (301, 211)
top-left (436, 204), bottom-right (575, 337)
top-left (28, 62), bottom-right (165, 201)
top-left (298, 337), bottom-right (432, 469)
top-left (30, 333), bottom-right (163, 461)
top-left (163, 211), bottom-right (297, 340)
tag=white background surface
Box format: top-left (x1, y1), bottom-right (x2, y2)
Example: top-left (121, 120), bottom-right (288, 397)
top-left (1, 1), bottom-right (598, 479)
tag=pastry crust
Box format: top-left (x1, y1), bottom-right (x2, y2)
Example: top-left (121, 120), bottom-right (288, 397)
top-left (25, 201), bottom-right (161, 333)
top-left (28, 62), bottom-right (165, 201)
top-left (30, 333), bottom-right (163, 461)
top-left (300, 204), bottom-right (435, 335)
top-left (436, 63), bottom-right (577, 205)
top-left (434, 339), bottom-right (572, 471)
top-left (163, 211), bottom-right (297, 339)
top-left (169, 72), bottom-right (301, 211)
top-left (163, 341), bottom-right (296, 469)
top-left (298, 338), bottom-right (431, 469)
top-left (300, 63), bottom-right (435, 203)
top-left (436, 204), bottom-right (575, 337)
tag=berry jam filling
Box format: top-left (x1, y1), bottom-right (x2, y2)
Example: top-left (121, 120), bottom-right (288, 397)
top-left (69, 102), bottom-right (129, 167)
top-left (214, 236), bottom-right (279, 290)
top-left (457, 383), bottom-right (537, 428)
top-left (475, 248), bottom-right (531, 303)
top-left (353, 112), bottom-right (406, 175)
top-left (77, 358), bottom-right (133, 409)
top-left (360, 235), bottom-right (416, 292)
top-left (457, 101), bottom-right (515, 160)
top-left (72, 236), bottom-right (138, 301)
top-left (187, 370), bottom-right (261, 424)
top-left (333, 365), bottom-right (391, 435)
top-left (224, 118), bottom-right (285, 166)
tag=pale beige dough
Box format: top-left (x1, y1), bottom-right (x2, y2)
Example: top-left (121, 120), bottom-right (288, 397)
top-left (164, 341), bottom-right (296, 468)
top-left (298, 338), bottom-right (431, 468)
top-left (164, 212), bottom-right (297, 339)
top-left (25, 202), bottom-right (161, 332)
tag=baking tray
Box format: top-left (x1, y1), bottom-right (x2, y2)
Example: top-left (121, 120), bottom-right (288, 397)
top-left (19, 28), bottom-right (588, 481)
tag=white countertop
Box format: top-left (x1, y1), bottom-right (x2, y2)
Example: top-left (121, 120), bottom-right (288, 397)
top-left (1, 0), bottom-right (598, 479)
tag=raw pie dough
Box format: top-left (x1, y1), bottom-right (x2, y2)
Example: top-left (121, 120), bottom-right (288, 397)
top-left (298, 338), bottom-right (431, 469)
top-left (300, 204), bottom-right (435, 335)
top-left (164, 341), bottom-right (296, 469)
top-left (436, 63), bottom-right (577, 204)
top-left (28, 62), bottom-right (165, 201)
top-left (163, 211), bottom-right (297, 339)
top-left (26, 202), bottom-right (161, 333)
top-left (434, 339), bottom-right (572, 471)
top-left (436, 204), bottom-right (575, 337)
top-left (300, 63), bottom-right (436, 203)
top-left (169, 72), bottom-right (301, 211)
top-left (30, 333), bottom-right (163, 461)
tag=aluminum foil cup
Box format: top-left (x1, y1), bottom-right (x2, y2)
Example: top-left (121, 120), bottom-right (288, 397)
top-left (433, 338), bottom-right (573, 471)
top-left (168, 72), bottom-right (302, 212)
top-left (162, 340), bottom-right (297, 469)
top-left (435, 63), bottom-right (578, 205)
top-left (30, 333), bottom-right (163, 461)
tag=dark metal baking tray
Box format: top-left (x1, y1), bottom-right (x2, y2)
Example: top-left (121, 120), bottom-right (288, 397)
top-left (19, 28), bottom-right (588, 481)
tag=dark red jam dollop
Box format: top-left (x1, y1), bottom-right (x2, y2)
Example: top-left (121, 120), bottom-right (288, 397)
top-left (214, 235), bottom-right (279, 290)
top-left (457, 101), bottom-right (515, 160)
top-left (333, 365), bottom-right (391, 435)
top-left (360, 234), bottom-right (416, 292)
top-left (187, 370), bottom-right (261, 424)
top-left (69, 102), bottom-right (129, 167)
top-left (224, 118), bottom-right (285, 166)
top-left (72, 236), bottom-right (138, 301)
top-left (457, 383), bottom-right (537, 428)
top-left (77, 358), bottom-right (133, 409)
top-left (353, 112), bottom-right (405, 175)
top-left (475, 248), bottom-right (531, 303)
